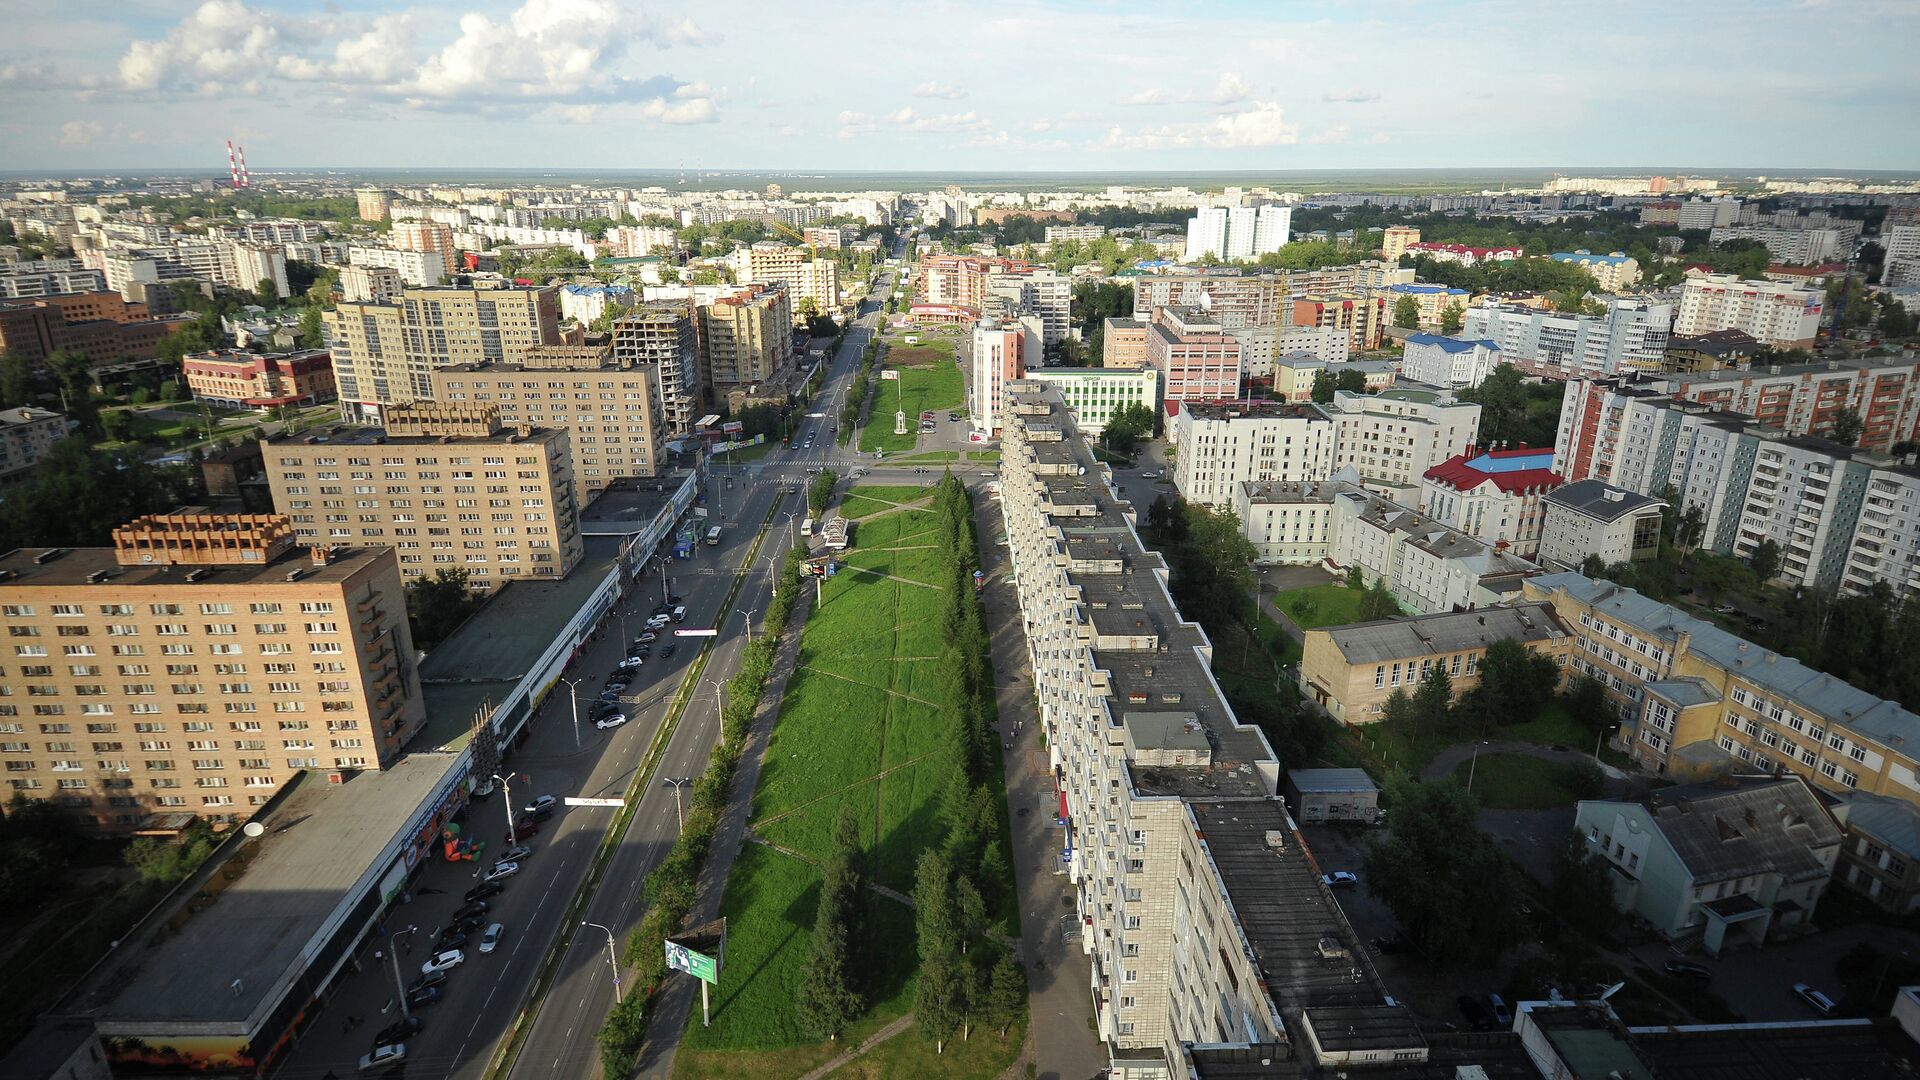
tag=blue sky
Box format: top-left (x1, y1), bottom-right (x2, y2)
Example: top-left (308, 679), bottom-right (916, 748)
top-left (4, 0), bottom-right (1917, 173)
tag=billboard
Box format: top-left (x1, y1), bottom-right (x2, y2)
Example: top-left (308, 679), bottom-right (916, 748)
top-left (665, 940), bottom-right (718, 984)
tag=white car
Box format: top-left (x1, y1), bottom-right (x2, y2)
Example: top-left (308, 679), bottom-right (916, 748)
top-left (501, 844), bottom-right (532, 863)
top-left (420, 949), bottom-right (465, 975)
top-left (358, 1044), bottom-right (407, 1071)
top-left (1141, 470), bottom-right (1160, 479)
top-left (636, 631), bottom-right (658, 644)
top-left (595, 712), bottom-right (629, 730)
top-left (645, 615), bottom-right (671, 630)
top-left (1321, 871), bottom-right (1360, 889)
top-left (484, 860), bottom-right (520, 882)
top-left (480, 922), bottom-right (505, 954)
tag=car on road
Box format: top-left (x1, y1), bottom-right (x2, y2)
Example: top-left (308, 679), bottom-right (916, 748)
top-left (1714, 604), bottom-right (1738, 614)
top-left (595, 711), bottom-right (629, 730)
top-left (480, 922), bottom-right (506, 954)
top-left (505, 818), bottom-right (538, 842)
top-left (671, 605), bottom-right (688, 622)
top-left (1141, 470), bottom-right (1159, 479)
top-left (1321, 871), bottom-right (1359, 889)
top-left (373, 1016), bottom-right (421, 1046)
top-left (948, 412), bottom-right (962, 421)
top-left (485, 860), bottom-right (521, 882)
top-left (977, 471), bottom-right (994, 478)
top-left (661, 643), bottom-right (677, 658)
top-left (1794, 982), bottom-right (1838, 1016)
top-left (358, 1043), bottom-right (406, 1071)
top-left (453, 901), bottom-right (488, 920)
top-left (445, 914), bottom-right (486, 934)
top-left (614, 663), bottom-right (641, 679)
top-left (405, 985), bottom-right (444, 1009)
top-left (1663, 959), bottom-right (1713, 980)
top-left (524, 794), bottom-right (557, 817)
top-left (463, 882), bottom-right (503, 903)
top-left (420, 949), bottom-right (465, 975)
top-left (501, 844), bottom-right (532, 863)
top-left (1486, 993), bottom-right (1512, 1027)
top-left (435, 930), bottom-right (469, 952)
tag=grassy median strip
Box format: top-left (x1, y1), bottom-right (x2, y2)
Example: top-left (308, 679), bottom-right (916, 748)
top-left (484, 498), bottom-right (787, 1080)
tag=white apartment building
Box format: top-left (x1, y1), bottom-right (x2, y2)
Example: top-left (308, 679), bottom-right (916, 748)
top-left (970, 316), bottom-right (1040, 436)
top-left (1675, 274), bottom-right (1823, 350)
top-left (1462, 298), bottom-right (1673, 377)
top-left (984, 265), bottom-right (1071, 344)
top-left (1882, 225), bottom-right (1920, 287)
top-left (1418, 447), bottom-right (1565, 559)
top-left (999, 382), bottom-right (1407, 1077)
top-left (1708, 226), bottom-right (1847, 266)
top-left (1172, 400), bottom-right (1337, 508)
top-left (1537, 479), bottom-right (1667, 571)
top-left (339, 265), bottom-right (404, 304)
top-left (1677, 198), bottom-right (1741, 230)
top-left (1130, 269), bottom-right (1286, 329)
top-left (727, 242), bottom-right (841, 314)
top-left (1549, 251), bottom-right (1643, 291)
top-left (1024, 365), bottom-right (1158, 436)
top-left (346, 245), bottom-right (446, 287)
top-left (1400, 334), bottom-right (1501, 388)
top-left (1324, 389), bottom-right (1482, 496)
top-left (0, 258), bottom-right (106, 298)
top-left (1182, 204), bottom-right (1290, 262)
top-left (168, 240), bottom-right (290, 299)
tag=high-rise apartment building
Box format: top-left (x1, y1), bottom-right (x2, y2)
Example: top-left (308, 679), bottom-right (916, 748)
top-left (983, 265), bottom-right (1070, 344)
top-left (1101, 317), bottom-right (1147, 368)
top-left (610, 303), bottom-right (701, 435)
top-left (1144, 305), bottom-right (1242, 405)
top-left (1463, 299), bottom-right (1673, 378)
top-left (393, 221), bottom-right (460, 276)
top-left (345, 245), bottom-right (447, 287)
top-left (262, 402), bottom-right (583, 590)
top-left (969, 316), bottom-right (1038, 436)
top-left (1883, 225), bottom-right (1920, 287)
top-left (1324, 388), bottom-right (1483, 493)
top-left (1130, 268), bottom-right (1286, 329)
top-left (430, 348), bottom-right (664, 507)
top-left (1292, 294), bottom-right (1389, 351)
top-left (726, 242), bottom-right (840, 314)
top-left (355, 188), bottom-right (392, 221)
top-left (1380, 225), bottom-right (1420, 263)
top-left (1675, 274), bottom-right (1823, 350)
top-left (1706, 227), bottom-right (1846, 267)
top-left (1182, 204), bottom-right (1289, 261)
top-left (324, 284), bottom-right (562, 421)
top-left (1172, 400), bottom-right (1337, 507)
top-left (702, 284), bottom-right (792, 392)
top-left (0, 513), bottom-right (425, 830)
top-left (339, 264), bottom-right (404, 304)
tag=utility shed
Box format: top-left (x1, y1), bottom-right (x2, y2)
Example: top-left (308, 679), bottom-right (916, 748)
top-left (1286, 767), bottom-right (1382, 824)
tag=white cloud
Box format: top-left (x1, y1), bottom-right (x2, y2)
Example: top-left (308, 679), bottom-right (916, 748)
top-left (1121, 87), bottom-right (1168, 106)
top-left (838, 110), bottom-right (878, 137)
top-left (1307, 124), bottom-right (1350, 144)
top-left (913, 81), bottom-right (966, 100)
top-left (57, 119), bottom-right (102, 145)
top-left (1209, 101), bottom-right (1298, 147)
top-left (1210, 71), bottom-right (1250, 105)
top-left (885, 107), bottom-right (990, 134)
top-left (1323, 88), bottom-right (1381, 103)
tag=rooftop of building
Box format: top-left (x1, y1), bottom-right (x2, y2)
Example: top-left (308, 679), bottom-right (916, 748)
top-left (262, 419), bottom-right (566, 450)
top-left (1626, 1017), bottom-right (1920, 1080)
top-left (1551, 250), bottom-right (1635, 265)
top-left (1424, 448), bottom-right (1562, 494)
top-left (1524, 1003), bottom-right (1655, 1080)
top-left (1240, 478), bottom-right (1345, 505)
top-left (1404, 332), bottom-right (1497, 352)
top-left (1666, 328), bottom-right (1762, 355)
top-left (0, 404), bottom-right (66, 425)
top-left (1187, 799), bottom-right (1387, 1011)
top-left (1644, 677), bottom-right (1722, 709)
top-left (1617, 775), bottom-right (1843, 884)
top-left (1287, 768), bottom-right (1379, 795)
top-left (61, 757), bottom-right (462, 1029)
top-left (1183, 400), bottom-right (1332, 424)
top-left (1842, 790), bottom-right (1920, 859)
top-left (1103, 316), bottom-right (1144, 330)
top-left (1528, 572), bottom-right (1920, 751)
top-left (1301, 1003), bottom-right (1425, 1055)
top-left (1336, 488), bottom-right (1540, 576)
top-left (1663, 352), bottom-right (1916, 386)
top-left (1544, 479), bottom-right (1663, 522)
top-left (1389, 283), bottom-right (1471, 295)
top-left (1319, 602), bottom-right (1568, 665)
top-left (0, 538), bottom-right (386, 589)
top-left (578, 476), bottom-right (681, 527)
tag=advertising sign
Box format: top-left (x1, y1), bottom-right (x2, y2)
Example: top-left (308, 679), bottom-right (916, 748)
top-left (665, 940), bottom-right (719, 984)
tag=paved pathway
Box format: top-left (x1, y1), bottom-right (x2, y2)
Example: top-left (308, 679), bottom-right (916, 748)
top-left (794, 1013), bottom-right (917, 1080)
top-left (1420, 739), bottom-right (1632, 784)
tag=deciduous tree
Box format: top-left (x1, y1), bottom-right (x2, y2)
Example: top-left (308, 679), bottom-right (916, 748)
top-left (1362, 776), bottom-right (1516, 966)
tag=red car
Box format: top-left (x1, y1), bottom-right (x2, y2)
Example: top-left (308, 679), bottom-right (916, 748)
top-left (506, 818), bottom-right (539, 841)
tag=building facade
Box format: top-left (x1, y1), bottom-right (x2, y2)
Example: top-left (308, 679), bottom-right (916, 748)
top-left (1144, 305), bottom-right (1242, 405)
top-left (0, 513), bottom-right (426, 830)
top-left (1024, 366), bottom-right (1160, 436)
top-left (727, 242), bottom-right (841, 314)
top-left (1537, 479), bottom-right (1665, 570)
top-left (262, 403), bottom-right (583, 590)
top-left (0, 406), bottom-right (72, 480)
top-left (1462, 299), bottom-right (1674, 378)
top-left (969, 316), bottom-right (1038, 437)
top-left (1297, 602), bottom-right (1572, 722)
top-left (1172, 401), bottom-right (1337, 507)
top-left (1324, 389), bottom-right (1483, 495)
top-left (1293, 294), bottom-right (1389, 351)
top-left (324, 284), bottom-right (562, 420)
top-left (1675, 274), bottom-right (1823, 350)
top-left (1101, 316), bottom-right (1147, 368)
top-left (702, 283), bottom-right (792, 392)
top-left (610, 303), bottom-right (702, 436)
top-left (1400, 334), bottom-right (1501, 388)
top-left (182, 349), bottom-right (336, 409)
top-left (1418, 447), bottom-right (1564, 558)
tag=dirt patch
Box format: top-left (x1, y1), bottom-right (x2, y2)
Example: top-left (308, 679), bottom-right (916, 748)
top-left (885, 345), bottom-right (950, 368)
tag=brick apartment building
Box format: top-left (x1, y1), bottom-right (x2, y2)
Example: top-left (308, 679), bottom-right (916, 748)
top-left (182, 349), bottom-right (336, 409)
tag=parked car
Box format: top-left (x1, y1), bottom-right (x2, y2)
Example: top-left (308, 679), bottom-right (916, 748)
top-left (453, 901), bottom-right (488, 921)
top-left (670, 605), bottom-right (687, 623)
top-left (1321, 871), bottom-right (1359, 889)
top-left (1663, 959), bottom-right (1713, 980)
top-left (406, 969), bottom-right (447, 995)
top-left (524, 795), bottom-right (557, 817)
top-left (1456, 995), bottom-right (1492, 1030)
top-left (405, 985), bottom-right (444, 1009)
top-left (358, 1044), bottom-right (406, 1071)
top-left (661, 643), bottom-right (677, 659)
top-left (480, 922), bottom-right (506, 954)
top-left (1141, 470), bottom-right (1160, 479)
top-left (645, 615), bottom-right (671, 630)
top-left (1794, 982), bottom-right (1839, 1016)
top-left (374, 1016), bottom-right (421, 1046)
top-left (420, 949), bottom-right (465, 975)
top-left (651, 603), bottom-right (672, 616)
top-left (1714, 604), bottom-right (1737, 614)
top-left (435, 931), bottom-right (468, 952)
top-left (500, 844), bottom-right (532, 863)
top-left (590, 702), bottom-right (622, 721)
top-left (485, 860), bottom-right (521, 882)
top-left (636, 631), bottom-right (658, 644)
top-left (596, 712), bottom-right (629, 730)
top-left (445, 914), bottom-right (486, 934)
top-left (505, 819), bottom-right (538, 842)
top-left (463, 882), bottom-right (503, 903)
top-left (1486, 993), bottom-right (1513, 1027)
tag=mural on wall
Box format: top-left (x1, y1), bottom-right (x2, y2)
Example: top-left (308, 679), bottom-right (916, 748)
top-left (102, 1033), bottom-right (255, 1074)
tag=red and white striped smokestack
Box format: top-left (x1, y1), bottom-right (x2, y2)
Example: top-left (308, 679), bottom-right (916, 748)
top-left (236, 145), bottom-right (251, 189)
top-left (227, 140), bottom-right (241, 188)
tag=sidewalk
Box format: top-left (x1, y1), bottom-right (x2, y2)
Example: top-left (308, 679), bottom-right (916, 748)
top-left (634, 564), bottom-right (814, 1079)
top-left (974, 493), bottom-right (1106, 1080)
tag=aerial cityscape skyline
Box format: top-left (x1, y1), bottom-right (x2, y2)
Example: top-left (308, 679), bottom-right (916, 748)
top-left (6, 0), bottom-right (1920, 172)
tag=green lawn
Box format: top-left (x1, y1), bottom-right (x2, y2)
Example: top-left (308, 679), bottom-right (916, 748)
top-left (860, 363), bottom-right (965, 455)
top-left (838, 485), bottom-right (934, 521)
top-left (823, 1014), bottom-right (1028, 1080)
top-left (1346, 701), bottom-right (1630, 778)
top-left (889, 451), bottom-right (961, 463)
top-left (1449, 753), bottom-right (1595, 809)
top-left (683, 497), bottom-right (1018, 1067)
top-left (1274, 584), bottom-right (1367, 629)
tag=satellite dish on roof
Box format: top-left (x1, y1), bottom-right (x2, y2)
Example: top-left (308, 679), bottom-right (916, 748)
top-left (242, 822), bottom-right (266, 838)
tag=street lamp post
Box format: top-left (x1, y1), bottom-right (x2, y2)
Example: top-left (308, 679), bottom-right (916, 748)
top-left (582, 920), bottom-right (625, 1005)
top-left (561, 676), bottom-right (584, 749)
top-left (389, 924), bottom-right (419, 1019)
top-left (736, 608), bottom-right (757, 645)
top-left (663, 776), bottom-right (692, 833)
top-left (491, 773), bottom-right (516, 845)
top-left (1595, 722), bottom-right (1621, 765)
top-left (1465, 741), bottom-right (1491, 792)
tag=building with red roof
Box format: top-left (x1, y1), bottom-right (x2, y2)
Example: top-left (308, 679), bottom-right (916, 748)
top-left (1418, 445), bottom-right (1565, 558)
top-left (1403, 242), bottom-right (1524, 267)
top-left (182, 349), bottom-right (335, 409)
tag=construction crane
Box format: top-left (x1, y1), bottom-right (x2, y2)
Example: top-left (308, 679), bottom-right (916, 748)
top-left (764, 220), bottom-right (817, 261)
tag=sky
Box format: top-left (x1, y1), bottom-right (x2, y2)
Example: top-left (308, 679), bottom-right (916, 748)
top-left (4, 0), bottom-right (1918, 174)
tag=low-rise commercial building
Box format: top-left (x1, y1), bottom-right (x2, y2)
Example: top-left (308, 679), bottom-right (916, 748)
top-left (182, 349), bottom-right (336, 409)
top-left (1538, 479), bottom-right (1665, 569)
top-left (1575, 776), bottom-right (1840, 953)
top-left (1283, 768), bottom-right (1381, 824)
top-left (0, 513), bottom-right (426, 829)
top-left (1400, 333), bottom-right (1501, 388)
top-left (262, 402), bottom-right (583, 590)
top-left (1418, 447), bottom-right (1564, 558)
top-left (1298, 602), bottom-right (1572, 722)
top-left (0, 405), bottom-right (72, 479)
